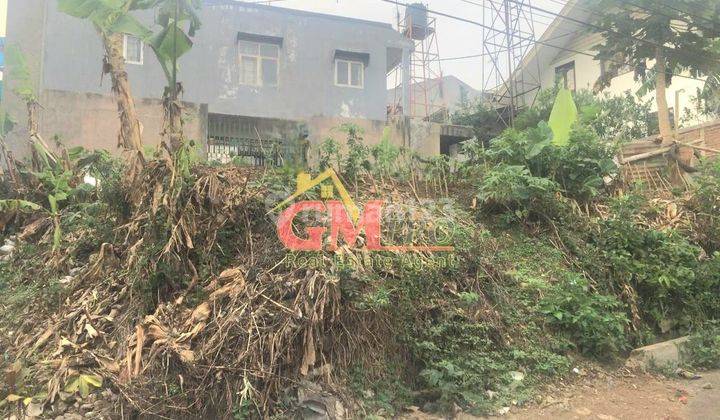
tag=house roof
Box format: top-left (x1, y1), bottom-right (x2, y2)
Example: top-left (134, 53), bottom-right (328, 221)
top-left (204, 0), bottom-right (396, 30)
top-left (498, 0), bottom-right (595, 102)
top-left (517, 0), bottom-right (594, 72)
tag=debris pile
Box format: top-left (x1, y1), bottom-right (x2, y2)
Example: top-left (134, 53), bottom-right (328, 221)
top-left (1, 137), bottom-right (719, 418)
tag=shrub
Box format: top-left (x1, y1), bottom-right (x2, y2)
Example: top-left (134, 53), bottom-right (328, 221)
top-left (585, 195), bottom-right (720, 333)
top-left (537, 275), bottom-right (629, 357)
top-left (340, 123), bottom-right (370, 187)
top-left (478, 164), bottom-right (559, 220)
top-left (318, 137), bottom-right (341, 171)
top-left (554, 126), bottom-right (618, 202)
top-left (371, 128), bottom-right (402, 180)
top-left (683, 321), bottom-right (720, 369)
top-left (474, 122), bottom-right (617, 205)
top-left (689, 159), bottom-right (720, 253)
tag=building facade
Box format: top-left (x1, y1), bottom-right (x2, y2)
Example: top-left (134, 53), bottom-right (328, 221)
top-left (5, 0), bottom-right (472, 163)
top-left (511, 0), bottom-right (706, 128)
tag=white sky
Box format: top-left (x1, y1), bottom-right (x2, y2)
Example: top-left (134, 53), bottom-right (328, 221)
top-left (255, 0), bottom-right (567, 90)
top-left (0, 0), bottom-right (7, 37)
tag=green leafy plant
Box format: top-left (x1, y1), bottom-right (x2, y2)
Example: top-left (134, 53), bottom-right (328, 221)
top-left (592, 0), bottom-right (720, 143)
top-left (318, 137), bottom-right (341, 171)
top-left (340, 123), bottom-right (370, 189)
top-left (537, 275), bottom-right (629, 357)
top-left (583, 195), bottom-right (720, 333)
top-left (477, 164), bottom-right (559, 220)
top-left (64, 374), bottom-right (103, 398)
top-left (682, 321), bottom-right (720, 369)
top-left (688, 159), bottom-right (720, 253)
top-left (371, 128), bottom-right (401, 182)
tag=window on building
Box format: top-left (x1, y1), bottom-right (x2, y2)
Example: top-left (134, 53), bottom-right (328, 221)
top-left (601, 60), bottom-right (634, 79)
top-left (555, 61), bottom-right (576, 91)
top-left (238, 40), bottom-right (279, 86)
top-left (123, 34), bottom-right (143, 65)
top-left (335, 59), bottom-right (364, 88)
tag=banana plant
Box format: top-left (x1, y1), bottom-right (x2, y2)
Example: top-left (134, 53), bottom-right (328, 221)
top-left (146, 0), bottom-right (202, 154)
top-left (58, 0), bottom-right (155, 154)
top-left (59, 0), bottom-right (201, 157)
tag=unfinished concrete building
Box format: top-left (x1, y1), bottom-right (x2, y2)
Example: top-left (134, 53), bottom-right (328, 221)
top-left (4, 0), bottom-right (472, 164)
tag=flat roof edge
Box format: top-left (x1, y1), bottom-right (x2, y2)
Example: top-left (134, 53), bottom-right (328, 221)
top-left (204, 0), bottom-right (396, 30)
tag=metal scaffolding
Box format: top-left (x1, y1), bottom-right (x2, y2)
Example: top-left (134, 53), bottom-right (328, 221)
top-left (481, 0), bottom-right (542, 127)
top-left (389, 3), bottom-right (448, 122)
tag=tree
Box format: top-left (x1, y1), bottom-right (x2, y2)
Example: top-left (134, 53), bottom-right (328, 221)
top-left (147, 0), bottom-right (201, 153)
top-left (59, 0), bottom-right (201, 161)
top-left (5, 45), bottom-right (59, 171)
top-left (58, 0), bottom-right (154, 155)
top-left (592, 0), bottom-right (720, 145)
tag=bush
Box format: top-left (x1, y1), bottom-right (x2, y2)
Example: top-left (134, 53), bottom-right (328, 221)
top-left (683, 321), bottom-right (720, 369)
top-left (478, 164), bottom-right (559, 219)
top-left (537, 275), bottom-right (629, 357)
top-left (689, 159), bottom-right (720, 253)
top-left (585, 195), bottom-right (720, 333)
top-left (475, 123), bottom-right (617, 220)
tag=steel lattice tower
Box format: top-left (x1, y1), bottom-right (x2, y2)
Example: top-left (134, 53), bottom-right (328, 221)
top-left (481, 0), bottom-right (542, 127)
top-left (390, 3), bottom-right (448, 122)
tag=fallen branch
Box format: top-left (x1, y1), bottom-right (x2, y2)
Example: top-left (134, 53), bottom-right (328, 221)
top-left (676, 142), bottom-right (720, 155)
top-left (620, 146), bottom-right (672, 164)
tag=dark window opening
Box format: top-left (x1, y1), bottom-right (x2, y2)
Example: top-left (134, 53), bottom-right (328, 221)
top-left (555, 61), bottom-right (576, 91)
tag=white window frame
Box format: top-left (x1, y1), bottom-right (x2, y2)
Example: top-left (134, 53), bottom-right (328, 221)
top-left (334, 59), bottom-right (364, 89)
top-left (238, 41), bottom-right (280, 87)
top-left (122, 34), bottom-right (144, 65)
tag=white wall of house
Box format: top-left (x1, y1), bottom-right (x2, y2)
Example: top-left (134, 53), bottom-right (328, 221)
top-left (536, 32), bottom-right (707, 127)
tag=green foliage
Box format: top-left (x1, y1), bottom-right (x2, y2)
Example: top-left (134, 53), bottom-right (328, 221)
top-left (688, 159), bottom-right (720, 253)
top-left (554, 127), bottom-right (617, 201)
top-left (349, 365), bottom-right (411, 417)
top-left (583, 195), bottom-right (720, 333)
top-left (451, 100), bottom-right (506, 145)
top-left (683, 321), bottom-right (720, 369)
top-left (5, 45), bottom-right (36, 101)
top-left (148, 0), bottom-right (202, 84)
top-left (514, 87), bottom-right (654, 140)
top-left (478, 164), bottom-right (559, 219)
top-left (370, 128), bottom-right (401, 179)
top-left (340, 123), bottom-right (370, 184)
top-left (592, 0), bottom-right (720, 91)
top-left (318, 137), bottom-right (340, 171)
top-left (475, 122), bottom-right (617, 211)
top-left (410, 297), bottom-right (570, 414)
top-left (58, 0), bottom-right (153, 38)
top-left (588, 92), bottom-right (655, 140)
top-left (59, 0), bottom-right (201, 88)
top-left (0, 199), bottom-right (42, 213)
top-left (537, 275), bottom-right (629, 357)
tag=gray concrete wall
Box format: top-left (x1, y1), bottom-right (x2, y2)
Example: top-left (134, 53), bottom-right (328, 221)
top-left (37, 0), bottom-right (407, 121)
top-left (39, 90), bottom-right (207, 156)
top-left (3, 0), bottom-right (48, 158)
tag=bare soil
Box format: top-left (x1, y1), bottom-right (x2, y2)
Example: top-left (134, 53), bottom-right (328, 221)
top-left (403, 369), bottom-right (720, 420)
top-left (502, 369), bottom-right (720, 420)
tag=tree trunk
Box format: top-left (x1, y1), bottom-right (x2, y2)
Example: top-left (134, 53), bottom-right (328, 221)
top-left (163, 84), bottom-right (184, 153)
top-left (655, 48), bottom-right (673, 146)
top-left (102, 32), bottom-right (143, 153)
top-left (656, 48), bottom-right (690, 187)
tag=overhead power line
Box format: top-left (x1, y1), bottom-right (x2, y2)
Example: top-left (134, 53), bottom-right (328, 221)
top-left (381, 0), bottom-right (706, 83)
top-left (646, 0), bottom-right (720, 31)
top-left (501, 0), bottom-right (717, 65)
top-left (457, 0), bottom-right (564, 28)
top-left (440, 27), bottom-right (584, 61)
